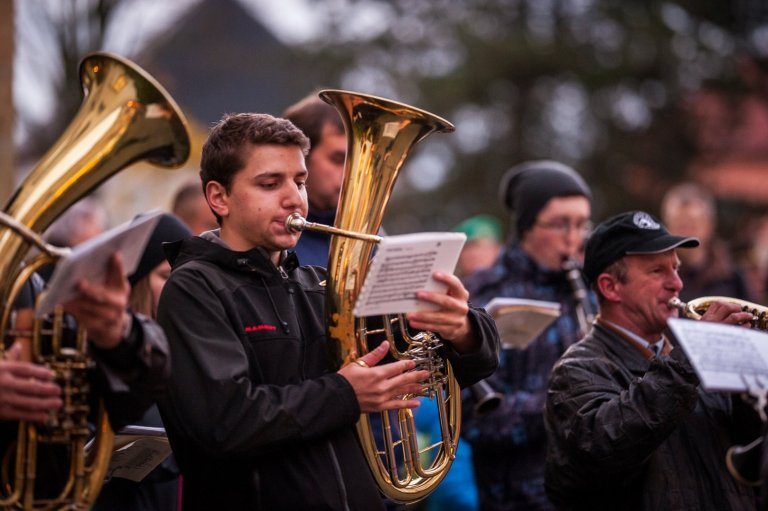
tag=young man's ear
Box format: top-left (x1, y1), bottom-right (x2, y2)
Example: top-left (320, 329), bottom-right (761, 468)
top-left (206, 181), bottom-right (229, 221)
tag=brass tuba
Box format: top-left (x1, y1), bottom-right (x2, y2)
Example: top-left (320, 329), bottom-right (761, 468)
top-left (285, 89), bottom-right (458, 503)
top-left (0, 52), bottom-right (190, 510)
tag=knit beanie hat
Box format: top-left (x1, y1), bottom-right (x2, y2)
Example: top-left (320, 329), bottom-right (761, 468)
top-left (500, 160), bottom-right (592, 237)
top-left (128, 213), bottom-right (192, 286)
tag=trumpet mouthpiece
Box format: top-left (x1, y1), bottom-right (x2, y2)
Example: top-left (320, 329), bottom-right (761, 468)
top-left (668, 297), bottom-right (686, 311)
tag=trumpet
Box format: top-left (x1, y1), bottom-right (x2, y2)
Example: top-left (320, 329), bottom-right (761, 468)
top-left (668, 295), bottom-right (768, 487)
top-left (668, 296), bottom-right (768, 330)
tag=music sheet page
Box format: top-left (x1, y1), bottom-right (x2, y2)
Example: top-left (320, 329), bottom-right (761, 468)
top-left (36, 212), bottom-right (162, 317)
top-left (352, 232), bottom-right (466, 317)
top-left (667, 318), bottom-right (768, 392)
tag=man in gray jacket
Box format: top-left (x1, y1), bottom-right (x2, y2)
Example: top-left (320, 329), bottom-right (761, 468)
top-left (545, 210), bottom-right (760, 511)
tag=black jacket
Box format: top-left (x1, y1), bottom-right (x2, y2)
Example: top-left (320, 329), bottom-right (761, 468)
top-left (544, 322), bottom-right (759, 511)
top-left (157, 234), bottom-right (499, 511)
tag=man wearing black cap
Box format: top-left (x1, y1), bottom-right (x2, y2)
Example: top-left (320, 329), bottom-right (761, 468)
top-left (462, 160), bottom-right (594, 511)
top-left (544, 210), bottom-right (760, 511)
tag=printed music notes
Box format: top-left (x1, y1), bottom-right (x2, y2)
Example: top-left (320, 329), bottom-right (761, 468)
top-left (352, 232), bottom-right (466, 317)
top-left (484, 297), bottom-right (561, 349)
top-left (667, 317), bottom-right (768, 392)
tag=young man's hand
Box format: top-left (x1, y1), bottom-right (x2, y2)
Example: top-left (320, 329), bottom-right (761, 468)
top-left (338, 341), bottom-right (429, 413)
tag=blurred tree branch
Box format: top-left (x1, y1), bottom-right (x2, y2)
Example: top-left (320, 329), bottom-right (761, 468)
top-left (301, 0), bottom-right (767, 233)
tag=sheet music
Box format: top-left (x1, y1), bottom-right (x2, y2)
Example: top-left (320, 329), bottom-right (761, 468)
top-left (667, 318), bottom-right (768, 392)
top-left (485, 297), bottom-right (561, 349)
top-left (352, 232), bottom-right (466, 317)
top-left (36, 212), bottom-right (162, 318)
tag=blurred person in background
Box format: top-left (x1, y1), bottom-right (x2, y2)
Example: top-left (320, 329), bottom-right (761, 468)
top-left (282, 92), bottom-right (346, 266)
top-left (462, 161), bottom-right (595, 511)
top-left (94, 213), bottom-right (192, 511)
top-left (731, 211), bottom-right (768, 303)
top-left (660, 182), bottom-right (755, 303)
top-left (171, 180), bottom-right (218, 235)
top-left (38, 195), bottom-right (109, 281)
top-left (453, 214), bottom-right (503, 281)
top-left (2, 234), bottom-right (171, 502)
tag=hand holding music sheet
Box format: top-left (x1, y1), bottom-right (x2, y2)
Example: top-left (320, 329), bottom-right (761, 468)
top-left (667, 317), bottom-right (768, 392)
top-left (35, 212), bottom-right (162, 318)
top-left (352, 232), bottom-right (466, 317)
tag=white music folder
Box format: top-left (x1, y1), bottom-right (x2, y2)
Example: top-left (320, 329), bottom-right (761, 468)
top-left (35, 211), bottom-right (162, 318)
top-left (352, 231), bottom-right (466, 317)
top-left (667, 317), bottom-right (768, 392)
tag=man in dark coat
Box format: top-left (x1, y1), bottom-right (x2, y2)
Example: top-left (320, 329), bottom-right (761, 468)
top-left (462, 160), bottom-right (594, 511)
top-left (545, 210), bottom-right (761, 511)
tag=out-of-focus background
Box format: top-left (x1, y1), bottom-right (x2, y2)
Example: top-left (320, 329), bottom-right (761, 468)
top-left (2, 0), bottom-right (768, 240)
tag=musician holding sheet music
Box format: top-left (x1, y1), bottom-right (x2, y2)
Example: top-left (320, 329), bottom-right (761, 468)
top-left (544, 210), bottom-right (760, 511)
top-left (461, 160), bottom-right (594, 511)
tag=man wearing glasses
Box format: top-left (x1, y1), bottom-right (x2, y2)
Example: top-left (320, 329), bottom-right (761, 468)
top-left (462, 161), bottom-right (594, 511)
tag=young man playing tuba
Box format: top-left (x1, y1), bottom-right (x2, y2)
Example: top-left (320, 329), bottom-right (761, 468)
top-left (156, 112), bottom-right (499, 511)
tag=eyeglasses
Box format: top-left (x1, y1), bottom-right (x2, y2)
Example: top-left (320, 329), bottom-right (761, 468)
top-left (534, 219), bottom-right (593, 236)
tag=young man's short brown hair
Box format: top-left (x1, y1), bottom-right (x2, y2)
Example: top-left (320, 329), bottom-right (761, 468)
top-left (200, 113), bottom-right (310, 192)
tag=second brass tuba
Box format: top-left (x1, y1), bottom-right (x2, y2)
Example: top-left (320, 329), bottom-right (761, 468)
top-left (0, 52), bottom-right (190, 510)
top-left (286, 89), bottom-right (458, 503)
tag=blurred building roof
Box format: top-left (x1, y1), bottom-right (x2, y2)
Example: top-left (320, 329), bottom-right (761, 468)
top-left (136, 0), bottom-right (322, 127)
top-left (684, 58), bottom-right (768, 204)
top-left (100, 0), bottom-right (329, 224)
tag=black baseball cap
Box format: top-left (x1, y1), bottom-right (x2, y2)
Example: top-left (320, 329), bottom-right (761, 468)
top-left (583, 211), bottom-right (699, 284)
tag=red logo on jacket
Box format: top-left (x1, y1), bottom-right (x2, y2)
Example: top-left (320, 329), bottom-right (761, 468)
top-left (244, 324), bottom-right (277, 333)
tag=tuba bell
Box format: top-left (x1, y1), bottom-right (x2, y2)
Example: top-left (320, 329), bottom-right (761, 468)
top-left (0, 52), bottom-right (190, 510)
top-left (285, 89), bottom-right (458, 503)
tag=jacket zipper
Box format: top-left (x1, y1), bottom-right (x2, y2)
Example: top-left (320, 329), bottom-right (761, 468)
top-left (327, 441), bottom-right (351, 511)
top-left (280, 263), bottom-right (349, 509)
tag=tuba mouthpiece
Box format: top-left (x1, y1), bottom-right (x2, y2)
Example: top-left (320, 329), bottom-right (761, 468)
top-left (285, 213), bottom-right (307, 234)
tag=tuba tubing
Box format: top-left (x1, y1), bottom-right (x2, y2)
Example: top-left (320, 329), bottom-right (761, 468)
top-left (0, 52), bottom-right (190, 510)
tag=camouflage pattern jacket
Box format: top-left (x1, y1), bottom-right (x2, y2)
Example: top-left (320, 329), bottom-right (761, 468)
top-left (462, 243), bottom-right (595, 511)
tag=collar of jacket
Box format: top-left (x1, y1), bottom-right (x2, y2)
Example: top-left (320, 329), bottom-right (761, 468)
top-left (594, 317), bottom-right (672, 363)
top-left (164, 235), bottom-right (300, 277)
